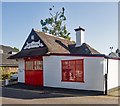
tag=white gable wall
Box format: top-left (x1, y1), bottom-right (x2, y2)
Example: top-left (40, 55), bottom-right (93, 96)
top-left (43, 56), bottom-right (105, 91)
top-left (18, 59), bottom-right (25, 83)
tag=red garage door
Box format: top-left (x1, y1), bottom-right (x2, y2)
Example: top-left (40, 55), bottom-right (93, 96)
top-left (25, 57), bottom-right (43, 86)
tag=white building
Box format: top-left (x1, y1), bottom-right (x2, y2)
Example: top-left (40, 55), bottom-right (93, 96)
top-left (9, 27), bottom-right (119, 94)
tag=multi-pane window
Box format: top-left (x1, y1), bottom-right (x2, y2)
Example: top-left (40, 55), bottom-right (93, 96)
top-left (34, 61), bottom-right (43, 70)
top-left (25, 59), bottom-right (43, 71)
top-left (62, 59), bottom-right (84, 82)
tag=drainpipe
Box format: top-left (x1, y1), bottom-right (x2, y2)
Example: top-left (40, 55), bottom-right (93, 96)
top-left (105, 58), bottom-right (109, 95)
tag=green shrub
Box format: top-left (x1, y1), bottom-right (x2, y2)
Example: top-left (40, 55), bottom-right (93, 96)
top-left (2, 73), bottom-right (11, 80)
top-left (10, 72), bottom-right (17, 75)
top-left (1, 71), bottom-right (18, 80)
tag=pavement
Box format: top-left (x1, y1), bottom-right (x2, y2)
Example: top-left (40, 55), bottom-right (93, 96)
top-left (1, 83), bottom-right (119, 105)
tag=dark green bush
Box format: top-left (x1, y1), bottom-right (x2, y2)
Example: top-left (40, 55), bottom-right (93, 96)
top-left (2, 73), bottom-right (11, 80)
top-left (10, 72), bottom-right (17, 75)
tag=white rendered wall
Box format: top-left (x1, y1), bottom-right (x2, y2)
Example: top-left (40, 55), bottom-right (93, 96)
top-left (18, 59), bottom-right (25, 83)
top-left (43, 56), bottom-right (104, 91)
top-left (107, 59), bottom-right (119, 90)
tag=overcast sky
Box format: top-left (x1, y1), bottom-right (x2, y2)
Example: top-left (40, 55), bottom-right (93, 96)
top-left (2, 2), bottom-right (118, 55)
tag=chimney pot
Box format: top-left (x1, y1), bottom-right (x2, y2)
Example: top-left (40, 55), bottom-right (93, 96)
top-left (74, 26), bottom-right (85, 32)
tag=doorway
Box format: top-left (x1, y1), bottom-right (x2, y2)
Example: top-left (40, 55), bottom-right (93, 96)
top-left (24, 57), bottom-right (43, 86)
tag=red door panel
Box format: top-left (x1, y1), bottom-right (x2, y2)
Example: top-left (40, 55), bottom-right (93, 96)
top-left (33, 71), bottom-right (43, 86)
top-left (25, 71), bottom-right (34, 85)
top-left (25, 57), bottom-right (43, 86)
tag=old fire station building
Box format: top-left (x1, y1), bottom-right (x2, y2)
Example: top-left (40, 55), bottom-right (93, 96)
top-left (9, 27), bottom-right (119, 93)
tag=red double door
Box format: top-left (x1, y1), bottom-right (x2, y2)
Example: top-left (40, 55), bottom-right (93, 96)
top-left (25, 57), bottom-right (43, 86)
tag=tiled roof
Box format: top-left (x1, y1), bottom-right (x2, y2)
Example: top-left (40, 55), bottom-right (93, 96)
top-left (69, 43), bottom-right (100, 54)
top-left (9, 29), bottom-right (100, 59)
top-left (35, 30), bottom-right (74, 54)
top-left (0, 45), bottom-right (18, 66)
top-left (0, 45), bottom-right (18, 53)
top-left (35, 30), bottom-right (100, 54)
top-left (9, 47), bottom-right (48, 59)
top-left (0, 53), bottom-right (18, 66)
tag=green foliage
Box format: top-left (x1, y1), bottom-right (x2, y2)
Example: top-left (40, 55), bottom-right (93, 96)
top-left (71, 40), bottom-right (76, 43)
top-left (13, 47), bottom-right (19, 52)
top-left (10, 72), bottom-right (17, 75)
top-left (1, 72), bottom-right (17, 80)
top-left (2, 73), bottom-right (11, 80)
top-left (40, 6), bottom-right (71, 40)
top-left (0, 66), bottom-right (17, 80)
top-left (0, 66), bottom-right (4, 71)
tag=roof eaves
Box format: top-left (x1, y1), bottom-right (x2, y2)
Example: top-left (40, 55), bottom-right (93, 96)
top-left (105, 55), bottom-right (120, 60)
top-left (49, 53), bottom-right (106, 57)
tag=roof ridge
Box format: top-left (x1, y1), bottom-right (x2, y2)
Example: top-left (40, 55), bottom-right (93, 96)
top-left (0, 45), bottom-right (12, 48)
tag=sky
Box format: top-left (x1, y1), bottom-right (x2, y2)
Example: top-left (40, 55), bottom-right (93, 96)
top-left (2, 2), bottom-right (118, 55)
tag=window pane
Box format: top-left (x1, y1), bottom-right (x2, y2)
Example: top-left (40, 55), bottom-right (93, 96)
top-left (25, 59), bottom-right (43, 71)
top-left (62, 70), bottom-right (69, 80)
top-left (69, 70), bottom-right (75, 81)
top-left (75, 60), bottom-right (83, 82)
top-left (69, 61), bottom-right (75, 81)
top-left (75, 70), bottom-right (83, 81)
top-left (34, 61), bottom-right (37, 70)
top-left (31, 61), bottom-right (34, 70)
top-left (33, 60), bottom-right (43, 70)
top-left (25, 61), bottom-right (34, 70)
top-left (62, 59), bottom-right (84, 82)
top-left (39, 61), bottom-right (43, 70)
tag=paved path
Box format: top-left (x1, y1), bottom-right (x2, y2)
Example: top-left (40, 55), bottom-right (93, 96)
top-left (2, 96), bottom-right (119, 104)
top-left (1, 84), bottom-right (119, 104)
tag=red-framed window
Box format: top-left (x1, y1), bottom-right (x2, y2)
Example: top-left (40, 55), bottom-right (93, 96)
top-left (25, 57), bottom-right (43, 71)
top-left (61, 59), bottom-right (84, 82)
